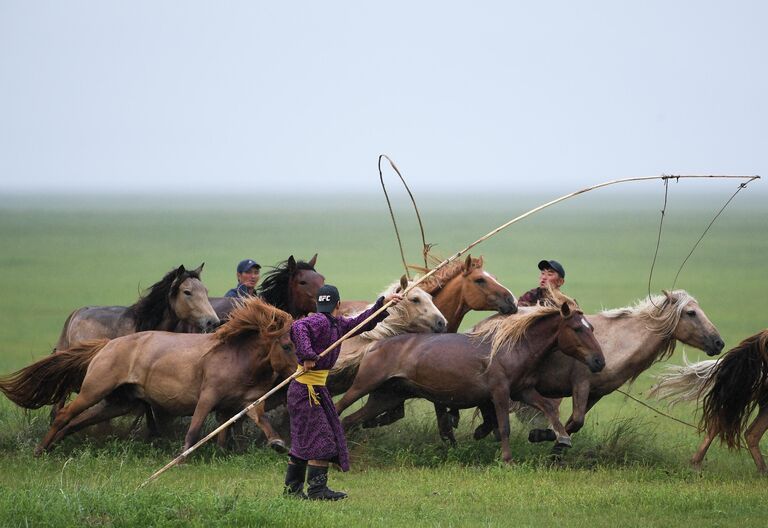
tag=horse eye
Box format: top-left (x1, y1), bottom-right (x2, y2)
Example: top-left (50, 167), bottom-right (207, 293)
top-left (574, 326), bottom-right (583, 333)
top-left (474, 278), bottom-right (486, 285)
top-left (410, 297), bottom-right (420, 303)
top-left (686, 310), bottom-right (696, 317)
top-left (183, 290), bottom-right (192, 296)
top-left (299, 280), bottom-right (307, 285)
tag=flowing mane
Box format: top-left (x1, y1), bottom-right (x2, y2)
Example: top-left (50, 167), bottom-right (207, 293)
top-left (257, 258), bottom-right (316, 312)
top-left (470, 289), bottom-right (577, 363)
top-left (413, 257), bottom-right (482, 296)
top-left (129, 265), bottom-right (201, 331)
top-left (215, 297), bottom-right (293, 343)
top-left (600, 289), bottom-right (696, 367)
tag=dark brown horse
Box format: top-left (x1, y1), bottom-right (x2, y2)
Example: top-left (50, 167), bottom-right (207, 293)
top-left (651, 330), bottom-right (768, 474)
top-left (335, 298), bottom-right (605, 463)
top-left (0, 297), bottom-right (297, 455)
top-left (209, 254), bottom-right (324, 320)
top-left (55, 264), bottom-right (220, 352)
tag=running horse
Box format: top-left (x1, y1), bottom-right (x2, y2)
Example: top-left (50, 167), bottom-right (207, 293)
top-left (335, 294), bottom-right (605, 463)
top-left (55, 264), bottom-right (220, 351)
top-left (650, 329), bottom-right (768, 474)
top-left (0, 297), bottom-right (297, 455)
top-left (477, 290), bottom-right (724, 447)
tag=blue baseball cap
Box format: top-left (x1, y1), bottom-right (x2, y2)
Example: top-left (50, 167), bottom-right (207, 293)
top-left (236, 259), bottom-right (261, 273)
top-left (538, 259), bottom-right (565, 278)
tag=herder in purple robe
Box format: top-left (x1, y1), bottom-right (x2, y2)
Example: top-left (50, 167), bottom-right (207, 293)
top-left (283, 284), bottom-right (403, 500)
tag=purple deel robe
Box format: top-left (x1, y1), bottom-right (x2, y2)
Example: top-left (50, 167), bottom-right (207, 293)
top-left (288, 296), bottom-right (388, 470)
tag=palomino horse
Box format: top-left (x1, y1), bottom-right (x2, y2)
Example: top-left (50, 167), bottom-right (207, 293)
top-left (209, 254), bottom-right (324, 320)
top-left (650, 330), bottom-right (768, 474)
top-left (0, 297), bottom-right (297, 455)
top-left (482, 290), bottom-right (724, 447)
top-left (335, 297), bottom-right (605, 463)
top-left (327, 277), bottom-right (447, 396)
top-left (55, 264), bottom-right (220, 351)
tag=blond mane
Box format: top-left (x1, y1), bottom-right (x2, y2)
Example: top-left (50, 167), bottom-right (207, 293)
top-left (469, 288), bottom-right (577, 364)
top-left (215, 297), bottom-right (293, 343)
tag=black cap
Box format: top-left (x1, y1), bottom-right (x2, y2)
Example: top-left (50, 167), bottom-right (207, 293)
top-left (236, 259), bottom-right (261, 273)
top-left (316, 284), bottom-right (340, 313)
top-left (538, 259), bottom-right (565, 278)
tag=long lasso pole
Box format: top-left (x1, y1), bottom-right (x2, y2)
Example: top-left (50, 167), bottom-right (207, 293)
top-left (139, 173), bottom-right (758, 488)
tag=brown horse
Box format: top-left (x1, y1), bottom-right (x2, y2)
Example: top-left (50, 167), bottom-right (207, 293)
top-left (0, 297), bottom-right (297, 455)
top-left (209, 254), bottom-right (324, 320)
top-left (335, 297), bottom-right (605, 463)
top-left (55, 264), bottom-right (220, 352)
top-left (486, 290), bottom-right (724, 447)
top-left (650, 330), bottom-right (768, 474)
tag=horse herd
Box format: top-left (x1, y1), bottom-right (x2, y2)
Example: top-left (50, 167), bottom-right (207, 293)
top-left (1, 254), bottom-right (767, 474)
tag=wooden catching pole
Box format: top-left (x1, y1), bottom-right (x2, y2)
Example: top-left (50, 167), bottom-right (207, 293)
top-left (139, 173), bottom-right (759, 489)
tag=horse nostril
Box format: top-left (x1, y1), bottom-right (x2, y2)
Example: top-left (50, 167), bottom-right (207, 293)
top-left (715, 338), bottom-right (725, 350)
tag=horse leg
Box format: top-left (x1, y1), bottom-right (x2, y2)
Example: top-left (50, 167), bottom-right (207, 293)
top-left (182, 391), bottom-right (219, 453)
top-left (341, 389), bottom-right (406, 431)
top-left (245, 402), bottom-right (287, 453)
top-left (50, 399), bottom-right (144, 445)
top-left (691, 425), bottom-right (718, 471)
top-left (565, 392), bottom-right (600, 435)
top-left (434, 404), bottom-right (457, 446)
top-left (362, 402), bottom-right (405, 428)
top-left (335, 371), bottom-right (388, 416)
top-left (473, 401), bottom-right (499, 440)
top-left (491, 387), bottom-right (513, 463)
top-left (518, 388), bottom-right (572, 452)
top-left (744, 404), bottom-right (768, 475)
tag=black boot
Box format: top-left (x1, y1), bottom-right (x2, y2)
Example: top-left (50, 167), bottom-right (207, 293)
top-left (306, 465), bottom-right (347, 501)
top-left (283, 461), bottom-right (308, 499)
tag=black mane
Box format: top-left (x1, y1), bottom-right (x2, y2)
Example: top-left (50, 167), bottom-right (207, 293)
top-left (129, 265), bottom-right (201, 331)
top-left (257, 258), bottom-right (316, 314)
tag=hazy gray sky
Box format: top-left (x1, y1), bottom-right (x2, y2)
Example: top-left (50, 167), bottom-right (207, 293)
top-left (1, 1), bottom-right (765, 195)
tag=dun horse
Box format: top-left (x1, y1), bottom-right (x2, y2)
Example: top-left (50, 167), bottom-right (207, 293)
top-left (209, 254), bottom-right (324, 320)
top-left (335, 295), bottom-right (605, 463)
top-left (55, 264), bottom-right (220, 351)
top-left (650, 330), bottom-right (768, 474)
top-left (484, 290), bottom-right (724, 447)
top-left (0, 297), bottom-right (296, 455)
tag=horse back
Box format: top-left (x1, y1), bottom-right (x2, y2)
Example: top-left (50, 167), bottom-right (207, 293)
top-left (55, 306), bottom-right (135, 351)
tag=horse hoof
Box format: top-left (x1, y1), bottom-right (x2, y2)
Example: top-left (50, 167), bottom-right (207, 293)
top-left (528, 429), bottom-right (557, 443)
top-left (33, 447), bottom-right (44, 457)
top-left (268, 439), bottom-right (287, 453)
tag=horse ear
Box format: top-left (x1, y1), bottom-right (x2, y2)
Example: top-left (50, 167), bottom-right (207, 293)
top-left (662, 289), bottom-right (676, 304)
top-left (307, 253), bottom-right (318, 268)
top-left (560, 302), bottom-right (572, 318)
top-left (192, 263), bottom-right (204, 275)
top-left (287, 255), bottom-right (297, 273)
top-left (397, 275), bottom-right (408, 293)
top-left (477, 255), bottom-right (484, 267)
top-left (462, 254), bottom-right (472, 275)
top-left (177, 264), bottom-right (186, 274)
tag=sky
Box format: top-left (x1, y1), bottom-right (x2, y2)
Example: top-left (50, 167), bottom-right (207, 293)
top-left (0, 1), bottom-right (766, 196)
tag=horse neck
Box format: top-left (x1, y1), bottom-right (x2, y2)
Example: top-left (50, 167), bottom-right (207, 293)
top-left (499, 314), bottom-right (560, 373)
top-left (591, 312), bottom-right (673, 386)
top-left (432, 277), bottom-right (469, 333)
top-left (150, 306), bottom-right (180, 332)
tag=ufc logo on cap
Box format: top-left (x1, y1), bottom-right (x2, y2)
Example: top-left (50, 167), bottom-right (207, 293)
top-left (318, 295), bottom-right (332, 302)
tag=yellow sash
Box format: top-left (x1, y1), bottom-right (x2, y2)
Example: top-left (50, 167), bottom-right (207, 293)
top-left (294, 367), bottom-right (329, 406)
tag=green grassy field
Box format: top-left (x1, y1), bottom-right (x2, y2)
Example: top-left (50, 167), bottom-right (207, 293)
top-left (0, 189), bottom-right (766, 527)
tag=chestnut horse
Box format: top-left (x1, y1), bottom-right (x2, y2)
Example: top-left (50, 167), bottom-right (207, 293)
top-left (55, 263), bottom-right (220, 352)
top-left (650, 330), bottom-right (768, 474)
top-left (209, 254), bottom-right (324, 320)
top-left (0, 297), bottom-right (297, 455)
top-left (479, 290), bottom-right (724, 447)
top-left (335, 296), bottom-right (605, 463)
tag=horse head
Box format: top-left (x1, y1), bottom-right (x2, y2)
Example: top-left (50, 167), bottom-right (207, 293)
top-left (391, 276), bottom-right (447, 334)
top-left (662, 290), bottom-right (724, 357)
top-left (458, 255), bottom-right (517, 315)
top-left (287, 253), bottom-right (325, 316)
top-left (169, 263), bottom-right (220, 332)
top-left (556, 303), bottom-right (605, 373)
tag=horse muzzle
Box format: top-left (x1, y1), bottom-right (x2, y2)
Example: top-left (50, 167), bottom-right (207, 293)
top-left (497, 295), bottom-right (518, 315)
top-left (587, 354), bottom-right (606, 373)
top-left (432, 317), bottom-right (447, 333)
top-left (200, 315), bottom-right (222, 333)
top-left (705, 335), bottom-right (726, 356)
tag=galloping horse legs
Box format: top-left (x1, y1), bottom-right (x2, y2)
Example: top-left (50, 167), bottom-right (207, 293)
top-left (473, 400), bottom-right (499, 440)
top-left (691, 425), bottom-right (718, 471)
top-left (518, 388), bottom-right (572, 450)
top-left (435, 404), bottom-right (458, 446)
top-left (339, 389), bottom-right (406, 431)
top-left (491, 386), bottom-right (513, 463)
top-left (245, 401), bottom-right (287, 452)
top-left (182, 390), bottom-right (219, 453)
top-left (744, 404), bottom-right (768, 474)
top-left (48, 399), bottom-right (144, 447)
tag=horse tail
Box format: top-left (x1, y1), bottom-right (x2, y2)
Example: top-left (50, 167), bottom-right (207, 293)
top-left (648, 353), bottom-right (719, 406)
top-left (0, 339), bottom-right (110, 409)
top-left (700, 331), bottom-right (768, 449)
